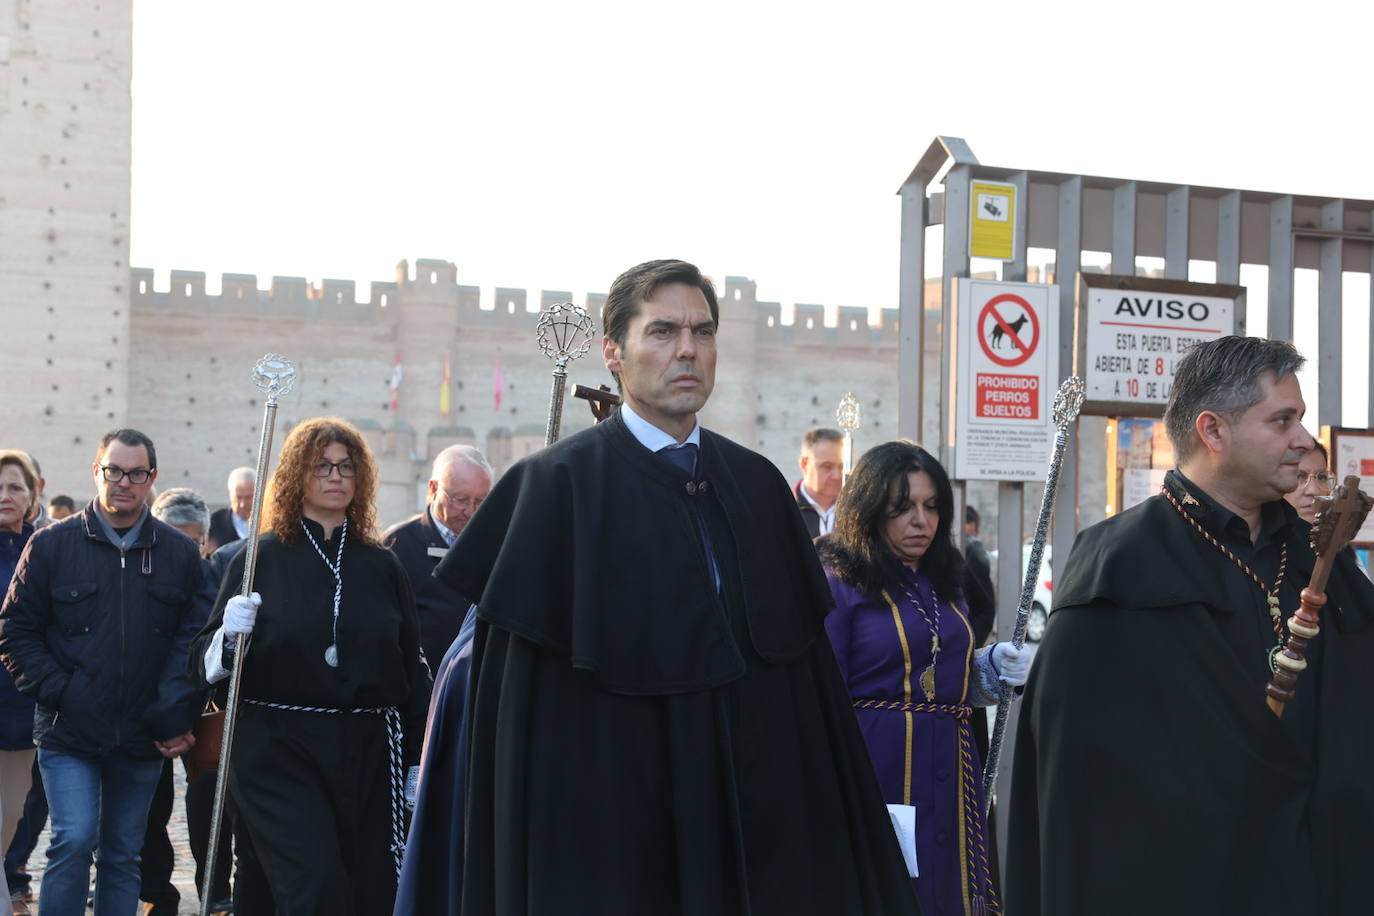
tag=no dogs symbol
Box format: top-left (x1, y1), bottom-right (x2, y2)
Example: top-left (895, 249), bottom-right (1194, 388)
top-left (978, 294), bottom-right (1039, 368)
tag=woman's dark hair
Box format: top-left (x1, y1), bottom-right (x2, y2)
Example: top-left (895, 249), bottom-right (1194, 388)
top-left (817, 440), bottom-right (964, 601)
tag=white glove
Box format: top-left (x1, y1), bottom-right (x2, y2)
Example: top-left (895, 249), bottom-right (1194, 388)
top-left (223, 592), bottom-right (261, 637)
top-left (991, 642), bottom-right (1033, 687)
top-left (405, 766), bottom-right (420, 809)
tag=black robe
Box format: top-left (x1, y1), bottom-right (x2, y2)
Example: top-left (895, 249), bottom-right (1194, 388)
top-left (192, 521), bottom-right (432, 916)
top-left (414, 410), bottom-right (919, 915)
top-left (1006, 475), bottom-right (1374, 916)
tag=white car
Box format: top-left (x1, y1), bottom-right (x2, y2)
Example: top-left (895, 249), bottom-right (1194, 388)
top-left (1020, 544), bottom-right (1053, 642)
top-left (987, 544), bottom-right (1053, 642)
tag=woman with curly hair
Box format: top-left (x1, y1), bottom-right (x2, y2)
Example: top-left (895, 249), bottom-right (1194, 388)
top-left (192, 418), bottom-right (431, 914)
top-left (816, 441), bottom-right (1031, 916)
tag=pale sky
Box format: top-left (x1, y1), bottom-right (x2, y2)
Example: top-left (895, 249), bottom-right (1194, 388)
top-left (131, 0), bottom-right (1374, 323)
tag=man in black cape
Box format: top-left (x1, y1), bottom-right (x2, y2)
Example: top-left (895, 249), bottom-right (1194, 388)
top-left (397, 259), bottom-right (918, 915)
top-left (1006, 336), bottom-right (1374, 915)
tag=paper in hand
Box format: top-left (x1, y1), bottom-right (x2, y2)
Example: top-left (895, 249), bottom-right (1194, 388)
top-left (886, 803), bottom-right (918, 877)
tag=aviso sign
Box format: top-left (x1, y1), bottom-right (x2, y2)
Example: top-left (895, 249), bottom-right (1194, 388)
top-left (1074, 274), bottom-right (1246, 417)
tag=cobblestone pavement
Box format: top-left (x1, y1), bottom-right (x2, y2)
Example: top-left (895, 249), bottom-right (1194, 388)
top-left (26, 765), bottom-right (205, 915)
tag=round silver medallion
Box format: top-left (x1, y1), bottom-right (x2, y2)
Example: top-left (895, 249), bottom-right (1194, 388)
top-left (324, 644), bottom-right (339, 667)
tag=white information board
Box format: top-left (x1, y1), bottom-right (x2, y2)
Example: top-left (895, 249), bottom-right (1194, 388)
top-left (1075, 275), bottom-right (1245, 417)
top-left (952, 279), bottom-right (1058, 481)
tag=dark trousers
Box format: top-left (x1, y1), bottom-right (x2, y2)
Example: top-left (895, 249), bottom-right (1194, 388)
top-left (3, 758), bottom-right (46, 893)
top-left (184, 762), bottom-right (274, 914)
top-left (139, 759), bottom-right (180, 910)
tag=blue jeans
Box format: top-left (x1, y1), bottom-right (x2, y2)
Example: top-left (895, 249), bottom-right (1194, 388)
top-left (36, 749), bottom-right (163, 916)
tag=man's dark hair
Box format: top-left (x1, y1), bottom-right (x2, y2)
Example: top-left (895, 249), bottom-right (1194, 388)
top-left (48, 494), bottom-right (75, 512)
top-left (817, 440), bottom-right (964, 601)
top-left (802, 427), bottom-right (844, 450)
top-left (1163, 336), bottom-right (1305, 464)
top-left (96, 428), bottom-right (158, 470)
top-left (601, 259), bottom-right (720, 350)
top-left (964, 504), bottom-right (980, 527)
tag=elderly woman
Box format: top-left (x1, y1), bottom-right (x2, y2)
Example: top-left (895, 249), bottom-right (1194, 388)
top-left (0, 451), bottom-right (41, 906)
top-left (1284, 440), bottom-right (1334, 525)
top-left (192, 418), bottom-right (431, 915)
top-left (817, 441), bottom-right (1032, 916)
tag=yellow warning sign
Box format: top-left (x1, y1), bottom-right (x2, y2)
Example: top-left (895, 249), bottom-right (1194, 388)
top-left (969, 181), bottom-right (1017, 261)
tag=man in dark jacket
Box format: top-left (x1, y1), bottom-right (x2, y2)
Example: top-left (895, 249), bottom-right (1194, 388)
top-left (0, 429), bottom-right (209, 916)
top-left (1007, 337), bottom-right (1374, 915)
top-left (206, 466), bottom-right (255, 554)
top-left (383, 445), bottom-right (491, 667)
top-left (794, 427), bottom-right (844, 539)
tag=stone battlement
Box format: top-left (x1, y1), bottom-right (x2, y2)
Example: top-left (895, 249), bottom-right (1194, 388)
top-left (132, 258), bottom-right (900, 341)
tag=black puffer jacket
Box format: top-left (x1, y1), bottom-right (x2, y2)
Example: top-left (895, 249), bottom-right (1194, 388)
top-left (0, 504), bottom-right (211, 759)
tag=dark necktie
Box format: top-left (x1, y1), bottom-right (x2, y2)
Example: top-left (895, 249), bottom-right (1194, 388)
top-left (658, 443), bottom-right (720, 590)
top-left (659, 442), bottom-right (698, 478)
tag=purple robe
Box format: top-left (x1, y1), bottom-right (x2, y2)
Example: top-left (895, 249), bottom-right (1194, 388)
top-left (825, 564), bottom-right (999, 916)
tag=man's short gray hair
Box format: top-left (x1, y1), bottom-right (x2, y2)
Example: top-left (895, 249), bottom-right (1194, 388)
top-left (430, 445), bottom-right (493, 481)
top-left (152, 487), bottom-right (210, 531)
top-left (226, 467), bottom-right (256, 491)
top-left (1163, 336), bottom-right (1305, 464)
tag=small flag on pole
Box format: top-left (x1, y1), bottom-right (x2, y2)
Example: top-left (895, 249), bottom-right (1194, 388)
top-left (388, 351), bottom-right (403, 411)
top-left (440, 357), bottom-right (451, 417)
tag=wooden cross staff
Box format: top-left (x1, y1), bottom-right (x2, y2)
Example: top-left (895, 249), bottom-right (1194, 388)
top-left (573, 383), bottom-right (621, 423)
top-left (1265, 474), bottom-right (1373, 716)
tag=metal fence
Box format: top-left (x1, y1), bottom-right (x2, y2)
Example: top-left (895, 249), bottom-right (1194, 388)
top-left (896, 134), bottom-right (1374, 874)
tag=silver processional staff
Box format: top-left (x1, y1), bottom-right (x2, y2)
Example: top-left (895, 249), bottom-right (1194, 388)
top-left (536, 301), bottom-right (596, 445)
top-left (200, 354), bottom-right (297, 916)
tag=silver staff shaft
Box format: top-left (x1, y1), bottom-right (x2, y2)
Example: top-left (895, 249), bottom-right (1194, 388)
top-left (201, 357), bottom-right (294, 916)
top-left (545, 358), bottom-right (569, 446)
top-left (980, 376), bottom-right (1083, 817)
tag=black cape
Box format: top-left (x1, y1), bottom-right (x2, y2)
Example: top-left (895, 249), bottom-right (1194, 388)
top-left (406, 410), bottom-right (919, 915)
top-left (1006, 476), bottom-right (1374, 916)
top-left (393, 603), bottom-right (477, 915)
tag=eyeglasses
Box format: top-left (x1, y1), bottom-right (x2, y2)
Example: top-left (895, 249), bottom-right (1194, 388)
top-left (1296, 470), bottom-right (1335, 492)
top-left (437, 490), bottom-right (483, 512)
top-left (98, 465), bottom-right (153, 485)
top-left (312, 460), bottom-right (357, 478)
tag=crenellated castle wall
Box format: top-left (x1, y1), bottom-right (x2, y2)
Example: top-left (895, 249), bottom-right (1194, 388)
top-left (125, 258), bottom-right (905, 524)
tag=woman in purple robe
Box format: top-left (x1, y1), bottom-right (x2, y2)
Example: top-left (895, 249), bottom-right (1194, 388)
top-left (818, 442), bottom-right (1031, 916)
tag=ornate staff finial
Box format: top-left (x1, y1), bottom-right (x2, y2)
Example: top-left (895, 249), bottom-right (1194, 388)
top-left (536, 302), bottom-right (596, 445)
top-left (251, 353), bottom-right (298, 404)
top-left (836, 392), bottom-right (862, 478)
top-left (836, 392), bottom-right (862, 433)
top-left (536, 302), bottom-right (595, 367)
top-left (1051, 375), bottom-right (1085, 428)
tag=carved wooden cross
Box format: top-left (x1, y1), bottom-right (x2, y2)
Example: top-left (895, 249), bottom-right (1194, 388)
top-left (573, 383), bottom-right (621, 423)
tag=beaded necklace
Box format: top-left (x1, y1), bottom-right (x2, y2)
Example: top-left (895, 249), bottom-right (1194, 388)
top-left (301, 517), bottom-right (348, 668)
top-left (1161, 486), bottom-right (1289, 672)
top-left (896, 572), bottom-right (944, 701)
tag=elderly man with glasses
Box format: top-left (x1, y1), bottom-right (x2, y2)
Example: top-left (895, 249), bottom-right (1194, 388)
top-left (384, 445), bottom-right (493, 669)
top-left (0, 429), bottom-right (209, 916)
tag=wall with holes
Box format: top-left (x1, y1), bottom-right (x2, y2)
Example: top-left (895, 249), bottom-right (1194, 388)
top-left (125, 259), bottom-right (908, 525)
top-left (0, 0), bottom-right (133, 500)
